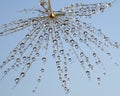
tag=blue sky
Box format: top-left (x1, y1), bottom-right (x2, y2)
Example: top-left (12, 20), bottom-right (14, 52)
top-left (0, 0), bottom-right (120, 96)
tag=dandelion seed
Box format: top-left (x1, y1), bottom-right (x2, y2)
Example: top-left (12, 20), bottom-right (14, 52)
top-left (0, 0), bottom-right (119, 95)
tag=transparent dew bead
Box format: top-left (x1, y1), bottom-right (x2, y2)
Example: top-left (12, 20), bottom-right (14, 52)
top-left (68, 58), bottom-right (72, 62)
top-left (25, 34), bottom-right (30, 39)
top-left (36, 53), bottom-right (40, 56)
top-left (88, 64), bottom-right (94, 70)
top-left (80, 52), bottom-right (84, 57)
top-left (4, 70), bottom-right (8, 75)
top-left (16, 58), bottom-right (20, 62)
top-left (70, 39), bottom-right (75, 46)
top-left (0, 32), bottom-right (3, 35)
top-left (48, 27), bottom-right (53, 33)
top-left (33, 47), bottom-right (37, 52)
top-left (103, 72), bottom-right (106, 75)
top-left (15, 78), bottom-right (20, 84)
top-left (56, 61), bottom-right (60, 65)
top-left (20, 42), bottom-right (25, 48)
top-left (27, 63), bottom-right (31, 68)
top-left (3, 61), bottom-right (7, 66)
top-left (11, 65), bottom-right (15, 69)
top-left (80, 61), bottom-right (84, 65)
top-left (66, 89), bottom-right (70, 94)
top-left (16, 64), bottom-right (19, 68)
top-left (23, 56), bottom-right (27, 61)
top-left (97, 77), bottom-right (101, 81)
top-left (83, 31), bottom-right (88, 36)
top-left (93, 53), bottom-right (96, 57)
top-left (73, 33), bottom-right (77, 37)
top-left (32, 57), bottom-right (36, 61)
top-left (86, 70), bottom-right (91, 79)
top-left (39, 35), bottom-right (43, 40)
top-left (75, 44), bottom-right (78, 49)
top-left (60, 50), bottom-right (64, 55)
top-left (27, 57), bottom-right (30, 61)
top-left (10, 55), bottom-right (15, 60)
top-left (37, 78), bottom-right (41, 82)
top-left (42, 57), bottom-right (47, 62)
top-left (29, 43), bottom-right (33, 47)
top-left (53, 39), bottom-right (57, 45)
top-left (97, 77), bottom-right (101, 85)
top-left (32, 90), bottom-right (35, 93)
top-left (64, 74), bottom-right (68, 78)
top-left (41, 68), bottom-right (44, 72)
top-left (20, 72), bottom-right (25, 77)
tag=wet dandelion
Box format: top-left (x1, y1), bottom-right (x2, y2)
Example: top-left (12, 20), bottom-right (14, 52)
top-left (0, 0), bottom-right (119, 95)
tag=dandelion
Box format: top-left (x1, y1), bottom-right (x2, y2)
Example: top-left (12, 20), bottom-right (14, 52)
top-left (0, 0), bottom-right (119, 95)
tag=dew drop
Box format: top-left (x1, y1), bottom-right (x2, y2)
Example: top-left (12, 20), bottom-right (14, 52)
top-left (27, 63), bottom-right (31, 68)
top-left (70, 39), bottom-right (75, 46)
top-left (12, 65), bottom-right (15, 69)
top-left (23, 56), bottom-right (26, 60)
top-left (97, 77), bottom-right (101, 85)
top-left (67, 89), bottom-right (70, 93)
top-left (71, 27), bottom-right (75, 32)
top-left (83, 31), bottom-right (88, 36)
top-left (20, 72), bottom-right (25, 77)
top-left (10, 55), bottom-right (15, 60)
top-left (75, 44), bottom-right (78, 49)
top-left (33, 47), bottom-right (37, 52)
top-left (86, 70), bottom-right (91, 79)
top-left (32, 90), bottom-right (35, 93)
top-left (57, 65), bottom-right (61, 69)
top-left (56, 61), bottom-right (60, 65)
top-left (39, 35), bottom-right (43, 40)
top-left (16, 58), bottom-right (20, 62)
top-left (36, 53), bottom-right (40, 56)
top-left (25, 34), bottom-right (30, 39)
top-left (68, 58), bottom-right (72, 62)
top-left (16, 64), bottom-right (19, 68)
top-left (27, 57), bottom-right (30, 61)
top-left (53, 39), bottom-right (57, 45)
top-left (41, 68), bottom-right (44, 72)
top-left (15, 78), bottom-right (20, 84)
top-left (60, 50), bottom-right (64, 55)
top-left (3, 61), bottom-right (7, 65)
top-left (79, 38), bottom-right (83, 42)
top-left (29, 43), bottom-right (33, 47)
top-left (64, 74), bottom-right (68, 78)
top-left (97, 77), bottom-right (101, 81)
top-left (88, 64), bottom-right (94, 70)
top-left (65, 39), bottom-right (69, 43)
top-left (42, 57), bottom-right (47, 62)
top-left (4, 70), bottom-right (7, 75)
top-left (48, 27), bottom-right (53, 32)
top-left (20, 42), bottom-right (25, 48)
top-left (37, 78), bottom-right (41, 82)
top-left (73, 33), bottom-right (77, 37)
top-left (103, 72), bottom-right (106, 75)
top-left (0, 32), bottom-right (3, 35)
top-left (32, 57), bottom-right (36, 61)
top-left (93, 53), bottom-right (96, 57)
top-left (80, 60), bottom-right (84, 65)
top-left (80, 52), bottom-right (84, 57)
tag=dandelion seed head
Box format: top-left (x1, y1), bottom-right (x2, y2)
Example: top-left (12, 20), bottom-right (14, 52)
top-left (0, 0), bottom-right (120, 95)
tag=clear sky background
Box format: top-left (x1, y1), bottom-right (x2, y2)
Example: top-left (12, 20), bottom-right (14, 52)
top-left (0, 0), bottom-right (120, 96)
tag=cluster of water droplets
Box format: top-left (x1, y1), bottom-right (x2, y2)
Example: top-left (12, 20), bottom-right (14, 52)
top-left (61, 1), bottom-right (115, 18)
top-left (0, 0), bottom-right (120, 95)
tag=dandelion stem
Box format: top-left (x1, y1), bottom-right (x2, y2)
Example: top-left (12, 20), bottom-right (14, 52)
top-left (48, 0), bottom-right (55, 18)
